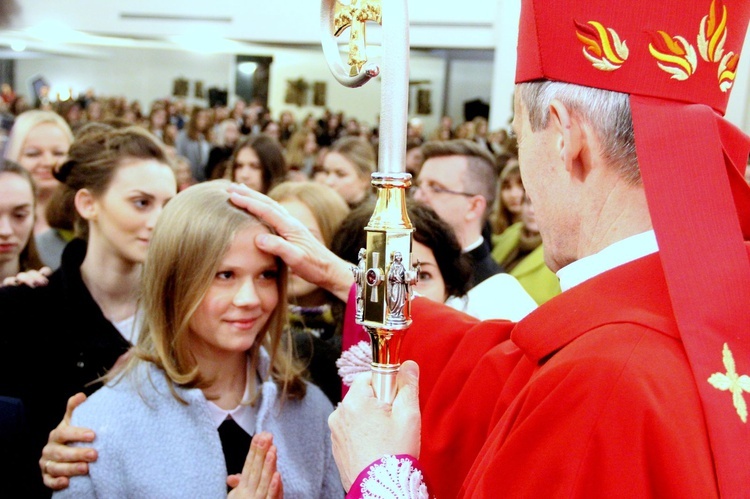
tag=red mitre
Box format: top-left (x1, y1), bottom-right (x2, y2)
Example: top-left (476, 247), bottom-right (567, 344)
top-left (516, 0), bottom-right (750, 495)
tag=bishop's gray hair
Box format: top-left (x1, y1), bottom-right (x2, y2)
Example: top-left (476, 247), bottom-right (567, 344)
top-left (517, 81), bottom-right (640, 185)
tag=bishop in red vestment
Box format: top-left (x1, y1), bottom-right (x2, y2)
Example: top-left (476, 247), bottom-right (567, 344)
top-left (331, 0), bottom-right (750, 497)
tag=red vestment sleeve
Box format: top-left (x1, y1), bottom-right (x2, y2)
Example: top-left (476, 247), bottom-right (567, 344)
top-left (400, 298), bottom-right (519, 499)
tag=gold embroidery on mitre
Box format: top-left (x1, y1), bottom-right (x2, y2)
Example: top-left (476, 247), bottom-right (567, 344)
top-left (575, 20), bottom-right (629, 71)
top-left (718, 51), bottom-right (739, 92)
top-left (698, 0), bottom-right (728, 63)
top-left (649, 31), bottom-right (698, 81)
top-left (707, 343), bottom-right (750, 423)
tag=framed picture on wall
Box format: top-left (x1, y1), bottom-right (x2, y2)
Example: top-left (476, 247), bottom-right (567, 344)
top-left (313, 81), bottom-right (326, 107)
top-left (417, 88), bottom-right (432, 115)
top-left (172, 77), bottom-right (189, 97)
top-left (284, 78), bottom-right (309, 106)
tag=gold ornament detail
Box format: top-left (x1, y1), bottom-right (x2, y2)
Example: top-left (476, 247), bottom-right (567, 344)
top-left (708, 343), bottom-right (750, 423)
top-left (333, 0), bottom-right (382, 77)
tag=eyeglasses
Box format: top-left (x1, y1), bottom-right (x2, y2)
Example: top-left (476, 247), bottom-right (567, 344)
top-left (414, 182), bottom-right (476, 197)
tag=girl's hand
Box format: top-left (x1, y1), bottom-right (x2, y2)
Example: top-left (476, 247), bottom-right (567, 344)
top-left (227, 432), bottom-right (284, 499)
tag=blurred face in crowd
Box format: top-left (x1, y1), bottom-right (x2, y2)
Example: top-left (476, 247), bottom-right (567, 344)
top-left (165, 123), bottom-right (179, 143)
top-left (521, 195), bottom-right (539, 234)
top-left (194, 110), bottom-right (210, 132)
top-left (224, 121), bottom-right (240, 147)
top-left (233, 146), bottom-right (264, 192)
top-left (303, 132), bottom-right (318, 155)
top-left (322, 151), bottom-right (370, 205)
top-left (188, 224), bottom-right (279, 359)
top-left (280, 111), bottom-right (294, 126)
top-left (279, 198), bottom-right (322, 298)
top-left (173, 160), bottom-right (194, 190)
top-left (411, 240), bottom-right (447, 303)
top-left (263, 122), bottom-right (281, 142)
top-left (150, 108), bottom-right (167, 129)
top-left (214, 106), bottom-right (230, 122)
top-left (18, 122), bottom-right (71, 195)
top-left (82, 159), bottom-right (176, 265)
top-left (0, 172), bottom-right (35, 276)
top-left (501, 170), bottom-right (525, 216)
top-left (405, 147), bottom-right (424, 178)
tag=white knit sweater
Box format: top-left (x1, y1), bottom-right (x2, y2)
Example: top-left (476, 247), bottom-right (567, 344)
top-left (53, 349), bottom-right (343, 498)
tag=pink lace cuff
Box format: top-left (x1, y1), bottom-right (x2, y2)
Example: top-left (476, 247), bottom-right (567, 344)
top-left (337, 341), bottom-right (372, 387)
top-left (347, 454), bottom-right (430, 499)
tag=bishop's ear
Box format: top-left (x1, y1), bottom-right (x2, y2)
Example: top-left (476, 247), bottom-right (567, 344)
top-left (548, 99), bottom-right (584, 174)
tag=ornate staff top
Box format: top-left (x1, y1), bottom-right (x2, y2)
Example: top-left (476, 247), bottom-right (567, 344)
top-left (320, 0), bottom-right (409, 175)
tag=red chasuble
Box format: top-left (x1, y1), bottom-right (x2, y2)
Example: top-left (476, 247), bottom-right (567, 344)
top-left (401, 251), bottom-right (724, 498)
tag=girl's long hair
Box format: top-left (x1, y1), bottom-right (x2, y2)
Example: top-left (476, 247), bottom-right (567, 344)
top-left (109, 179), bottom-right (306, 402)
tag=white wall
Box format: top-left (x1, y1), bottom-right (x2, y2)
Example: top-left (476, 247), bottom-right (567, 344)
top-left (13, 45), bottom-right (469, 137)
top-left (16, 48), bottom-right (234, 108)
top-left (446, 58), bottom-right (497, 127)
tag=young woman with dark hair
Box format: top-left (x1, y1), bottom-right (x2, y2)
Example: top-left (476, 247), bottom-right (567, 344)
top-left (0, 125), bottom-right (177, 497)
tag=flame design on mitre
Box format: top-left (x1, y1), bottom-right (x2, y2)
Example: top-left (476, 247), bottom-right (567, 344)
top-left (649, 31), bottom-right (698, 80)
top-left (698, 0), bottom-right (728, 62)
top-left (718, 51), bottom-right (739, 92)
top-left (575, 20), bottom-right (629, 71)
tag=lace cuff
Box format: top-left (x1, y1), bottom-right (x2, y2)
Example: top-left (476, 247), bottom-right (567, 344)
top-left (347, 454), bottom-right (430, 499)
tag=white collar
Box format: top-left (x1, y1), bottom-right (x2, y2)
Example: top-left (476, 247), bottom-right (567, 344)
top-left (463, 236), bottom-right (485, 253)
top-left (206, 356), bottom-right (257, 435)
top-left (557, 230), bottom-right (658, 292)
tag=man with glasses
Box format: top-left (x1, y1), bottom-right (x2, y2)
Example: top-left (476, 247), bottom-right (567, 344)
top-left (412, 139), bottom-right (503, 289)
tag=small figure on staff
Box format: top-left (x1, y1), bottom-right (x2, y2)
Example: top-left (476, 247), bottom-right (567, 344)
top-left (386, 251), bottom-right (407, 324)
top-left (353, 247), bottom-right (366, 321)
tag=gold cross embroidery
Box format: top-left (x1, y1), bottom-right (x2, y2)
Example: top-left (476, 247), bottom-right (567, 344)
top-left (333, 0), bottom-right (382, 77)
top-left (707, 343), bottom-right (750, 423)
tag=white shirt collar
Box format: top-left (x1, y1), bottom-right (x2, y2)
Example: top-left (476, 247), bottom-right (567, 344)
top-left (463, 236), bottom-right (485, 253)
top-left (206, 357), bottom-right (257, 435)
top-left (557, 230), bottom-right (658, 292)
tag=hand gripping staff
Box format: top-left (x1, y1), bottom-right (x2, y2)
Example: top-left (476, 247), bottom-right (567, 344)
top-left (321, 0), bottom-right (419, 403)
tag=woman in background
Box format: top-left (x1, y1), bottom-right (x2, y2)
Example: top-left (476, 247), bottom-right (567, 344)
top-left (205, 119), bottom-right (241, 180)
top-left (176, 106), bottom-right (211, 182)
top-left (0, 160), bottom-right (46, 284)
top-left (225, 135), bottom-right (287, 194)
top-left (491, 159), bottom-right (524, 236)
top-left (0, 125), bottom-right (177, 497)
top-left (145, 103), bottom-right (169, 143)
top-left (172, 155), bottom-right (197, 192)
top-left (268, 181), bottom-right (350, 404)
top-left (319, 136), bottom-right (375, 209)
top-left (491, 194), bottom-right (561, 305)
top-left (284, 129), bottom-right (318, 180)
top-left (4, 110), bottom-right (74, 268)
